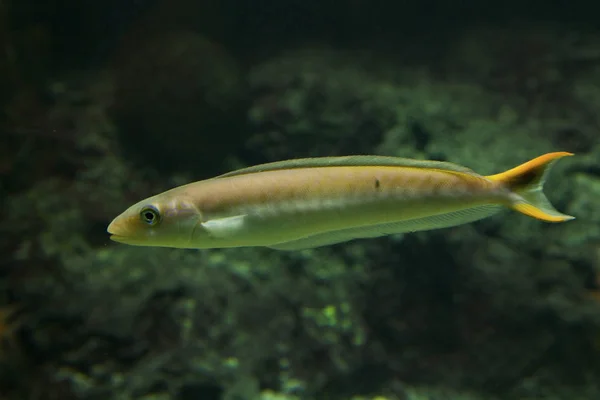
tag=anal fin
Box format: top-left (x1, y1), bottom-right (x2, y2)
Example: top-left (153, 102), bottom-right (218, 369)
top-left (267, 205), bottom-right (501, 250)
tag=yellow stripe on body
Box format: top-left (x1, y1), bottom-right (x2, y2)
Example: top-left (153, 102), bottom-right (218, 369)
top-left (178, 166), bottom-right (502, 247)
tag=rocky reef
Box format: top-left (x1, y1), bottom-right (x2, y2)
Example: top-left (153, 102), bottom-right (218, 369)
top-left (1, 1), bottom-right (600, 399)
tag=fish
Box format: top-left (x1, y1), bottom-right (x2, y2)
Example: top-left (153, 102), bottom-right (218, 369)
top-left (107, 152), bottom-right (574, 251)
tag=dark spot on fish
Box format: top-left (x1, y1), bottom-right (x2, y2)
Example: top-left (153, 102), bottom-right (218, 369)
top-left (374, 179), bottom-right (381, 189)
top-left (508, 169), bottom-right (539, 190)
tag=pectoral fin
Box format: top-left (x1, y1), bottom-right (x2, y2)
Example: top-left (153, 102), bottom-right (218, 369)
top-left (201, 215), bottom-right (247, 238)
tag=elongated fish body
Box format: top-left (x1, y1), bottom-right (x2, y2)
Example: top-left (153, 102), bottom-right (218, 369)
top-left (107, 153), bottom-right (574, 250)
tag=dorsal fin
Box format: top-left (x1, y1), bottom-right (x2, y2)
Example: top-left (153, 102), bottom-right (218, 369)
top-left (216, 155), bottom-right (476, 179)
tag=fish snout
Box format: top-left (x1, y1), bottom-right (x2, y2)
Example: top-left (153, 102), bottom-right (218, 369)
top-left (107, 216), bottom-right (135, 243)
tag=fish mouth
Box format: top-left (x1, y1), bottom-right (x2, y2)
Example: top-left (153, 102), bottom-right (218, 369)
top-left (109, 234), bottom-right (128, 243)
top-left (108, 233), bottom-right (149, 246)
top-left (107, 219), bottom-right (138, 245)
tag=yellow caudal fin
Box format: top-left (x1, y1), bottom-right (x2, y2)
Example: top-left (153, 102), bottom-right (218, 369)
top-left (485, 152), bottom-right (575, 223)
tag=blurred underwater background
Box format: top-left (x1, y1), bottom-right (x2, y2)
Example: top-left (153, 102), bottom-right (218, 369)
top-left (2, 0), bottom-right (600, 399)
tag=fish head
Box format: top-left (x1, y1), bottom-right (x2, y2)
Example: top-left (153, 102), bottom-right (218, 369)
top-left (107, 193), bottom-right (201, 248)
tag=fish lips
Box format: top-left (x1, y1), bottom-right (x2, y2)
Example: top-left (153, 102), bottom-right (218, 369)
top-left (107, 219), bottom-right (139, 245)
top-left (107, 232), bottom-right (149, 246)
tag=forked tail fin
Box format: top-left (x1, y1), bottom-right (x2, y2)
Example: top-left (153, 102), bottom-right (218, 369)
top-left (485, 152), bottom-right (575, 223)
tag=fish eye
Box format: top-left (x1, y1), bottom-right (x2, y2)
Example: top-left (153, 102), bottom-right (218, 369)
top-left (140, 206), bottom-right (161, 226)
